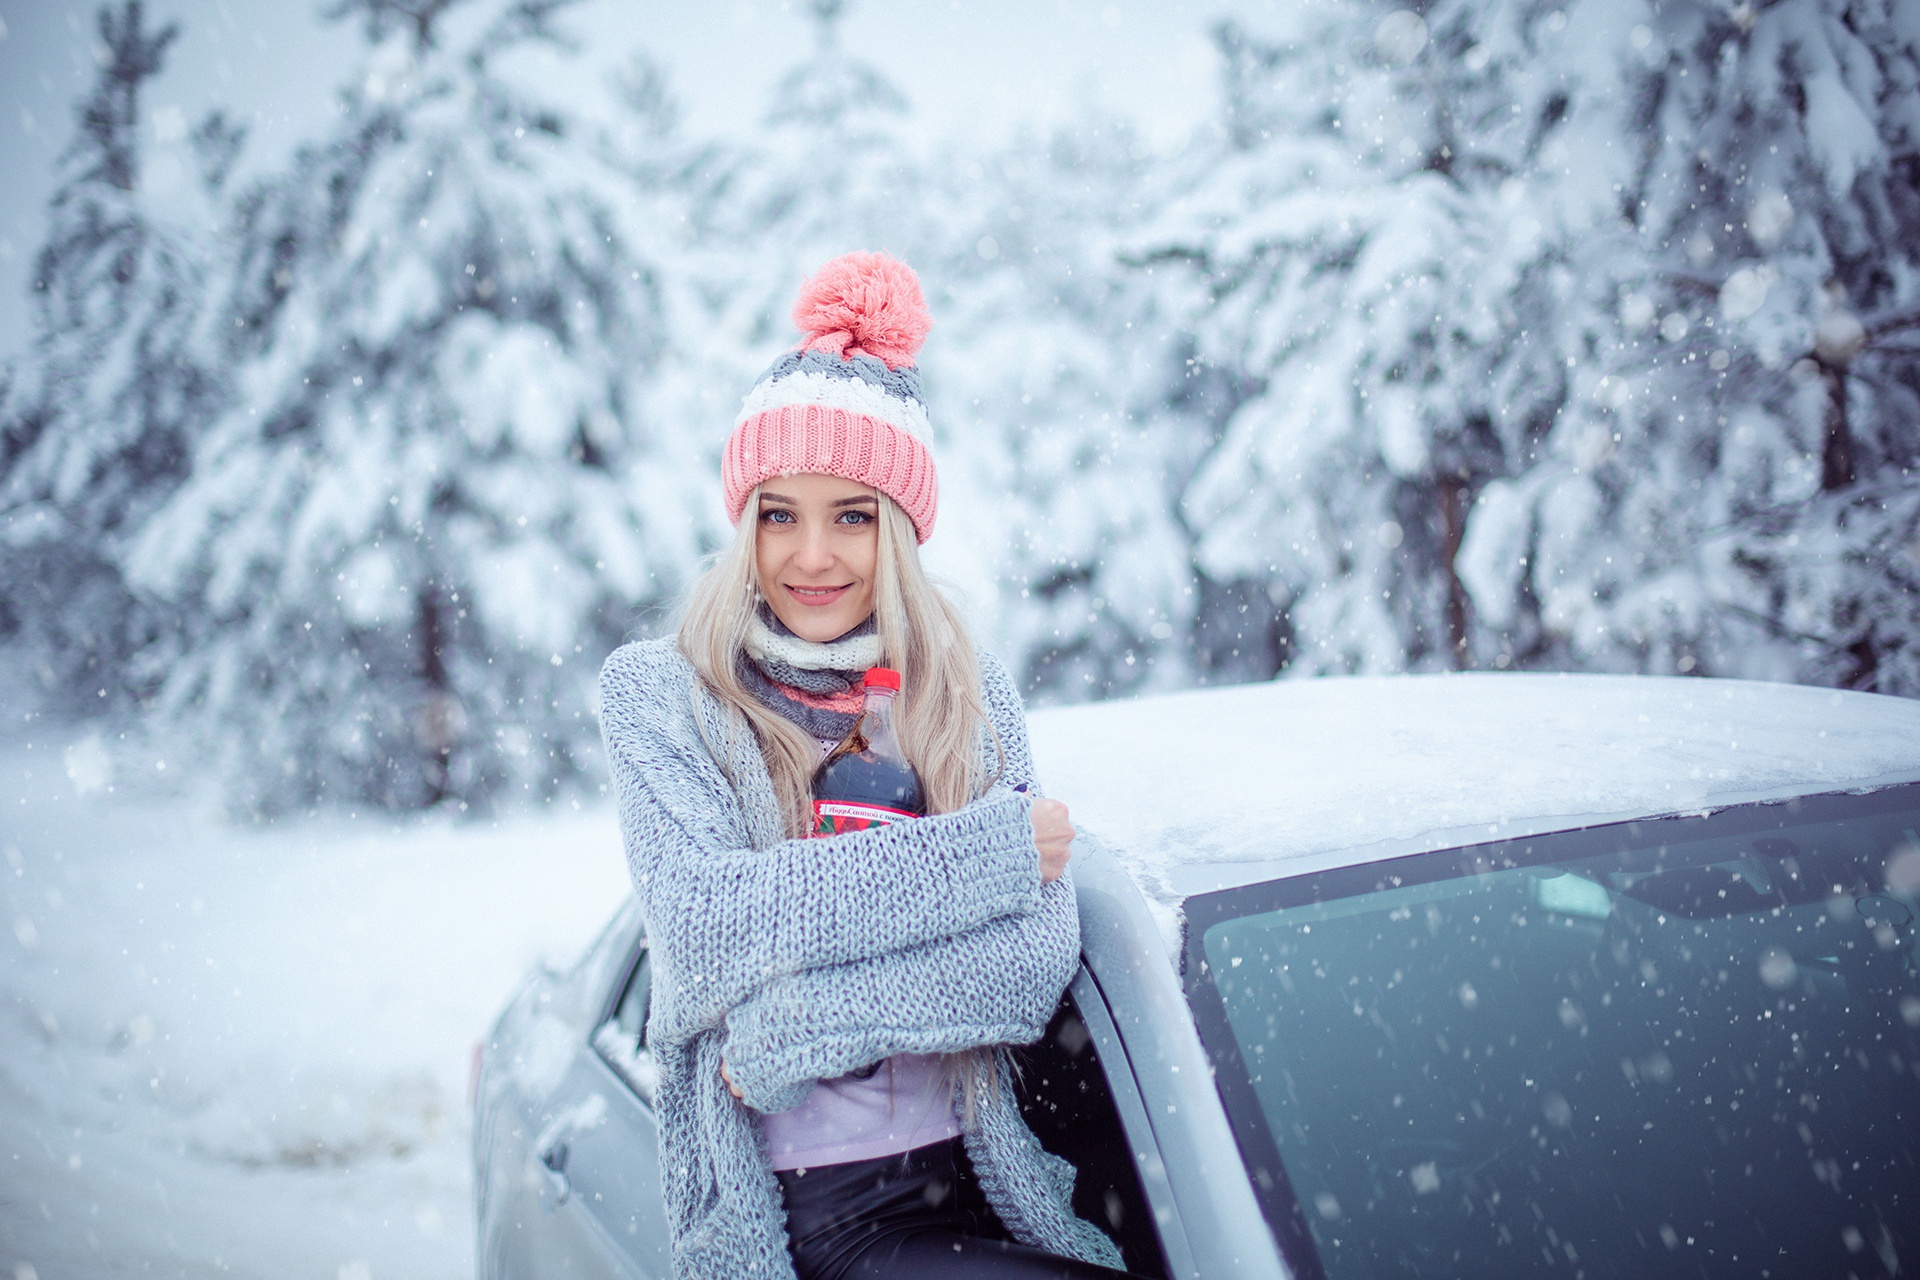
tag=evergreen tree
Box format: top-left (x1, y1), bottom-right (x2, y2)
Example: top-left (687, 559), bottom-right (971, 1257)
top-left (698, 3), bottom-right (1205, 702)
top-left (1141, 0), bottom-right (1920, 693)
top-left (1460, 0), bottom-right (1920, 691)
top-left (0, 2), bottom-right (211, 712)
top-left (660, 0), bottom-right (1021, 624)
top-left (1135, 2), bottom-right (1627, 678)
top-left (129, 0), bottom-right (707, 812)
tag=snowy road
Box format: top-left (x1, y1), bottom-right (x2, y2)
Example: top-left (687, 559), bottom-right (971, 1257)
top-left (1, 731), bottom-right (632, 1279)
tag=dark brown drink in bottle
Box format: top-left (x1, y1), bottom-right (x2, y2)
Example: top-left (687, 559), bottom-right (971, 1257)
top-left (810, 667), bottom-right (926, 835)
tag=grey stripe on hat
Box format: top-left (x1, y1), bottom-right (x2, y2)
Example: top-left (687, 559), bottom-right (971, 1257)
top-left (756, 349), bottom-right (926, 407)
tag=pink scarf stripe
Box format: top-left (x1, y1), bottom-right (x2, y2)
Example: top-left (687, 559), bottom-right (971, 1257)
top-left (774, 681), bottom-right (867, 714)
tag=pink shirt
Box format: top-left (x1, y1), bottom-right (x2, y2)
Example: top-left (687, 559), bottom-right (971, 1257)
top-left (762, 1052), bottom-right (962, 1171)
top-left (763, 739), bottom-right (961, 1171)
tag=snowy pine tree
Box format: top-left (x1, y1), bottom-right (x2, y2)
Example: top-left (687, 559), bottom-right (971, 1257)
top-left (1138, 0), bottom-right (1920, 693)
top-left (661, 0), bottom-right (1033, 618)
top-left (0, 2), bottom-right (213, 713)
top-left (130, 0), bottom-right (709, 812)
top-left (1457, 0), bottom-right (1920, 692)
top-left (1135, 2), bottom-right (1619, 678)
top-left (693, 4), bottom-right (1206, 701)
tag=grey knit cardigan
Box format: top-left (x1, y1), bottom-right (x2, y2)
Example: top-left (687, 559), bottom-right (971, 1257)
top-left (597, 637), bottom-right (1124, 1280)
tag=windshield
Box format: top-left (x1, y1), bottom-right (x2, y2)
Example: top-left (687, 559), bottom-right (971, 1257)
top-left (1184, 785), bottom-right (1920, 1280)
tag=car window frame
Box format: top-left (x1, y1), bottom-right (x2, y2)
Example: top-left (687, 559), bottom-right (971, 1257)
top-left (1067, 964), bottom-right (1198, 1280)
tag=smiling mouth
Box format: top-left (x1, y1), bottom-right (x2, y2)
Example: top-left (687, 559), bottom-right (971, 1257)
top-left (785, 583), bottom-right (853, 606)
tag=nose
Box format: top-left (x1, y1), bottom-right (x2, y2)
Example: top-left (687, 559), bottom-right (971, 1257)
top-left (793, 523), bottom-right (836, 575)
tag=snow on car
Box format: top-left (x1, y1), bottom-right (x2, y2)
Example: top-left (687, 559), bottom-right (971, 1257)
top-left (475, 673), bottom-right (1920, 1279)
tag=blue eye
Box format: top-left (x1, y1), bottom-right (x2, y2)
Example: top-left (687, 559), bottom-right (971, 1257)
top-left (837, 510), bottom-right (875, 525)
top-left (760, 508), bottom-right (796, 525)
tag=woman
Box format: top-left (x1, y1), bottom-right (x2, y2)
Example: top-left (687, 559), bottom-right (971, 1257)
top-left (597, 252), bottom-right (1137, 1280)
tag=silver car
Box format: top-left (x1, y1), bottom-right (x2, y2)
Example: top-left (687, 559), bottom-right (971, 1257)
top-left (474, 672), bottom-right (1920, 1279)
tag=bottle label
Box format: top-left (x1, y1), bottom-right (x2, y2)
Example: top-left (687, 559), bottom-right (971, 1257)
top-left (811, 799), bottom-right (920, 837)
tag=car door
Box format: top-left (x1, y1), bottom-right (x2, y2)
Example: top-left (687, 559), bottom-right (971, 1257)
top-left (525, 939), bottom-right (673, 1278)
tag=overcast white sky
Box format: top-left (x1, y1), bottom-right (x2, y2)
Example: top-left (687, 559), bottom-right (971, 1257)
top-left (0, 0), bottom-right (1285, 361)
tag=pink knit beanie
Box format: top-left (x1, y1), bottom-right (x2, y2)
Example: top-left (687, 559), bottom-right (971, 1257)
top-left (722, 251), bottom-right (939, 542)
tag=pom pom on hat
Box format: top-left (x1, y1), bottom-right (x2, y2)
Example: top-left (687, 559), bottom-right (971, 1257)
top-left (791, 251), bottom-right (932, 370)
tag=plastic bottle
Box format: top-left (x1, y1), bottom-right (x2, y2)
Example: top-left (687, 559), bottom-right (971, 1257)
top-left (810, 667), bottom-right (927, 835)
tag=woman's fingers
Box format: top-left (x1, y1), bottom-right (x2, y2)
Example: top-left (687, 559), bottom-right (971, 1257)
top-left (1030, 797), bottom-right (1074, 884)
top-left (1031, 797), bottom-right (1071, 838)
top-left (720, 1058), bottom-right (743, 1099)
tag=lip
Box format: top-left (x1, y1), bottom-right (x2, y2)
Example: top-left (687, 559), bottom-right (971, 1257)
top-left (784, 583), bottom-right (853, 607)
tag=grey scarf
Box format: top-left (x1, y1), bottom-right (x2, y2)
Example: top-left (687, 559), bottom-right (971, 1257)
top-left (737, 604), bottom-right (879, 741)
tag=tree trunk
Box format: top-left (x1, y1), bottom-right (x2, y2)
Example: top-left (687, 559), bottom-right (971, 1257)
top-left (1819, 361), bottom-right (1856, 490)
top-left (1437, 475), bottom-right (1472, 669)
top-left (1845, 634), bottom-right (1877, 692)
top-left (415, 585), bottom-right (456, 805)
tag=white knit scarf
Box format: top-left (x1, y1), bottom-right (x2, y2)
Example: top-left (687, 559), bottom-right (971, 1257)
top-left (743, 605), bottom-right (882, 676)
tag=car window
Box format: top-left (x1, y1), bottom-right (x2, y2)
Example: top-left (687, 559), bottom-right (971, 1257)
top-left (570, 894), bottom-right (645, 1023)
top-left (592, 946), bottom-right (658, 1103)
top-left (1016, 987), bottom-right (1171, 1279)
top-left (1184, 783), bottom-right (1920, 1280)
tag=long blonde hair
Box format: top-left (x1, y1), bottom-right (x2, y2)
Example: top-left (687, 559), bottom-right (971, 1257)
top-left (675, 483), bottom-right (1004, 1114)
top-left (676, 483), bottom-right (996, 836)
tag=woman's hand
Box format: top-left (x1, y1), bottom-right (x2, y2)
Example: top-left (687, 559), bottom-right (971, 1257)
top-left (1031, 797), bottom-right (1074, 885)
top-left (720, 1058), bottom-right (743, 1099)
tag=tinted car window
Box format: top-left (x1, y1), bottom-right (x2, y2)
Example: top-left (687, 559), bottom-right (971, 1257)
top-left (1185, 785), bottom-right (1920, 1280)
top-left (1016, 989), bottom-right (1170, 1278)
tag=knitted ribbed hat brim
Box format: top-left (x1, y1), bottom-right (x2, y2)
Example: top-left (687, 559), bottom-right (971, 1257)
top-left (723, 404), bottom-right (937, 541)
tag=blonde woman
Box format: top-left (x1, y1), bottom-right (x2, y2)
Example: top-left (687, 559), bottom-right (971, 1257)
top-left (597, 253), bottom-right (1135, 1280)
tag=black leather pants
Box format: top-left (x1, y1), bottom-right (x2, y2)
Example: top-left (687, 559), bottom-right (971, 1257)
top-left (774, 1135), bottom-right (1138, 1280)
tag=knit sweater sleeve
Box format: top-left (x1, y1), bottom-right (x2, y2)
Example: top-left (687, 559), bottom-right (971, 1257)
top-left (722, 872), bottom-right (1082, 1111)
top-left (599, 642), bottom-right (1044, 1024)
top-left (977, 649), bottom-right (1038, 795)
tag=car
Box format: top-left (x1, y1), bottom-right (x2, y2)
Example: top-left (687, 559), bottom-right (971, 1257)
top-left (473, 671), bottom-right (1920, 1280)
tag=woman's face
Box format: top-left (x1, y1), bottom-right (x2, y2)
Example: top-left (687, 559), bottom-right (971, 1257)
top-left (754, 473), bottom-right (880, 643)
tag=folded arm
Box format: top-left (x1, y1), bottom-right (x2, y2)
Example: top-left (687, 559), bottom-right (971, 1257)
top-left (606, 730), bottom-right (1041, 1023)
top-left (717, 873), bottom-right (1083, 1111)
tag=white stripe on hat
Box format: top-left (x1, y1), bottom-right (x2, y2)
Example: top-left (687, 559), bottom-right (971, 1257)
top-left (734, 369), bottom-right (932, 445)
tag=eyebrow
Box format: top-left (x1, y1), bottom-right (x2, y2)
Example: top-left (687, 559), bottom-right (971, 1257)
top-left (758, 492), bottom-right (878, 508)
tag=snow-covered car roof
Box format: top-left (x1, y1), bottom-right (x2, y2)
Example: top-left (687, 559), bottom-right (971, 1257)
top-left (1028, 673), bottom-right (1920, 909)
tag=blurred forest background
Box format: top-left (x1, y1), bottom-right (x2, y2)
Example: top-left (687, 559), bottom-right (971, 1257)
top-left (3, 0), bottom-right (1917, 815)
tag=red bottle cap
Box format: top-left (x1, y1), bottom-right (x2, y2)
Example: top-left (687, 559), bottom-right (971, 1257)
top-left (864, 667), bottom-right (902, 692)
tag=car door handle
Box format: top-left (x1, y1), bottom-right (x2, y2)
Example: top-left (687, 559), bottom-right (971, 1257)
top-left (538, 1138), bottom-right (571, 1207)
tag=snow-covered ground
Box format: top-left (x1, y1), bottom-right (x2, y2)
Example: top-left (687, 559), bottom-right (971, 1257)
top-left (1, 724), bottom-right (632, 1279)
